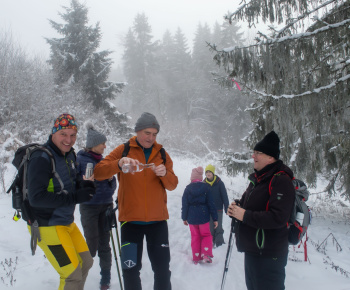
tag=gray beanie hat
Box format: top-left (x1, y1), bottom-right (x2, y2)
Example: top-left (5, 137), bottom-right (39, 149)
top-left (85, 122), bottom-right (107, 149)
top-left (134, 112), bottom-right (160, 132)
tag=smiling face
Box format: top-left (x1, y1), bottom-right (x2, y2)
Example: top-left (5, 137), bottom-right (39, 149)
top-left (136, 128), bottom-right (158, 148)
top-left (51, 128), bottom-right (77, 155)
top-left (252, 150), bottom-right (276, 171)
top-left (91, 142), bottom-right (106, 155)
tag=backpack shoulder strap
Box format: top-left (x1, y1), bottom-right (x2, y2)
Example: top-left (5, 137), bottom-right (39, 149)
top-left (122, 141), bottom-right (130, 158)
top-left (26, 146), bottom-right (66, 196)
top-left (160, 147), bottom-right (166, 165)
top-left (122, 141), bottom-right (166, 164)
top-left (266, 171), bottom-right (289, 211)
top-left (268, 171), bottom-right (288, 196)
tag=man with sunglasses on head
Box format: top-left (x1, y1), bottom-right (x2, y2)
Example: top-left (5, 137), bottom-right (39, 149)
top-left (228, 131), bottom-right (295, 290)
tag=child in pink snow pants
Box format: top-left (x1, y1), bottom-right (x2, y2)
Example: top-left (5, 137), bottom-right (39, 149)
top-left (182, 167), bottom-right (218, 264)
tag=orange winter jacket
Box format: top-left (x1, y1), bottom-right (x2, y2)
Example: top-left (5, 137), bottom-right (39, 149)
top-left (94, 136), bottom-right (178, 222)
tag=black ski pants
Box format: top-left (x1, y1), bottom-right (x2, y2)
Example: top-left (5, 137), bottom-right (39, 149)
top-left (120, 221), bottom-right (171, 290)
top-left (210, 210), bottom-right (224, 247)
top-left (80, 204), bottom-right (112, 273)
top-left (244, 252), bottom-right (288, 290)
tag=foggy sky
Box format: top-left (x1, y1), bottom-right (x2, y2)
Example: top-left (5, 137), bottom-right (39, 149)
top-left (0, 0), bottom-right (238, 67)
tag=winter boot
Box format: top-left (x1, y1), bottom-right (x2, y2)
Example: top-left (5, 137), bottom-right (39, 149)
top-left (100, 269), bottom-right (111, 290)
top-left (202, 255), bottom-right (212, 263)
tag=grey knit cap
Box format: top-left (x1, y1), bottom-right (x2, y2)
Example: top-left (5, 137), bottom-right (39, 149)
top-left (85, 122), bottom-right (107, 149)
top-left (134, 112), bottom-right (160, 132)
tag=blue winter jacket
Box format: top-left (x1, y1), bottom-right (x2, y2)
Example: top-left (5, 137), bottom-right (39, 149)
top-left (205, 175), bottom-right (229, 213)
top-left (27, 136), bottom-right (79, 226)
top-left (77, 150), bottom-right (116, 205)
top-left (182, 181), bottom-right (218, 225)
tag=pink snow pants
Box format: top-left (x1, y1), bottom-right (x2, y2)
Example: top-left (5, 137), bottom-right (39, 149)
top-left (189, 222), bottom-right (213, 262)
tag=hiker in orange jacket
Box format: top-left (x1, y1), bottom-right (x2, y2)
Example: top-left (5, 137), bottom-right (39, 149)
top-left (94, 112), bottom-right (178, 290)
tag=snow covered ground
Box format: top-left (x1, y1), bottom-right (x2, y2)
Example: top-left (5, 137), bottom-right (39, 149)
top-left (0, 153), bottom-right (349, 289)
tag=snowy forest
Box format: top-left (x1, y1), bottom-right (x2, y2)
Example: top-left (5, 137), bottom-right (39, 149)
top-left (0, 0), bottom-right (350, 289)
top-left (0, 0), bottom-right (349, 198)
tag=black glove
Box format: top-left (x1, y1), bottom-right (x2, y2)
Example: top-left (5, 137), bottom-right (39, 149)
top-left (75, 187), bottom-right (96, 204)
top-left (78, 180), bottom-right (96, 189)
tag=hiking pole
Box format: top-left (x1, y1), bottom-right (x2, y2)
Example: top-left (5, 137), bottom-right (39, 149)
top-left (220, 217), bottom-right (236, 290)
top-left (105, 206), bottom-right (124, 290)
top-left (110, 230), bottom-right (124, 290)
top-left (113, 203), bottom-right (122, 256)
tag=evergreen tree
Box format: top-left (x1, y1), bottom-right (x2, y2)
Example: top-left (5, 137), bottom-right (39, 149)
top-left (173, 27), bottom-right (191, 66)
top-left (122, 13), bottom-right (157, 115)
top-left (211, 21), bottom-right (222, 47)
top-left (81, 50), bottom-right (124, 109)
top-left (192, 22), bottom-right (213, 72)
top-left (46, 0), bottom-right (124, 110)
top-left (170, 28), bottom-right (192, 120)
top-left (46, 0), bottom-right (99, 84)
top-left (122, 28), bottom-right (137, 84)
top-left (220, 20), bottom-right (245, 48)
top-left (210, 0), bottom-right (350, 198)
top-left (132, 13), bottom-right (157, 87)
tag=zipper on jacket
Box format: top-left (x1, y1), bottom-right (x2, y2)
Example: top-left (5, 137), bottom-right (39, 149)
top-left (65, 155), bottom-right (75, 190)
top-left (244, 178), bottom-right (255, 208)
top-left (256, 228), bottom-right (265, 254)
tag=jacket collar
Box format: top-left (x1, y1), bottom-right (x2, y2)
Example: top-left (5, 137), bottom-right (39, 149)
top-left (130, 135), bottom-right (162, 152)
top-left (251, 160), bottom-right (282, 183)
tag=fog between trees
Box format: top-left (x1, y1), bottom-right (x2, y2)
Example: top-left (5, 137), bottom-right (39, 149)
top-left (0, 0), bottom-right (349, 199)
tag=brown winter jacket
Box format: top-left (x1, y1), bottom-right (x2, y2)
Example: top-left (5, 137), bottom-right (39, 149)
top-left (94, 136), bottom-right (178, 222)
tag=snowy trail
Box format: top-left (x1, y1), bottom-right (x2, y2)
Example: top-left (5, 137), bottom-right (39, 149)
top-left (0, 154), bottom-right (349, 289)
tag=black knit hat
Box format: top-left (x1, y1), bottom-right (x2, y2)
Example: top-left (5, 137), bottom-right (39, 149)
top-left (253, 131), bottom-right (280, 159)
top-left (134, 112), bottom-right (160, 132)
top-left (85, 122), bottom-right (107, 149)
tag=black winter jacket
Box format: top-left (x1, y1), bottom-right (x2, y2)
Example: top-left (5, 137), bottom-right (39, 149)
top-left (235, 160), bottom-right (295, 257)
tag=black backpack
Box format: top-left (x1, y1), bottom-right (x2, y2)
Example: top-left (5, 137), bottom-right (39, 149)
top-left (7, 143), bottom-right (69, 255)
top-left (7, 143), bottom-right (66, 222)
top-left (122, 141), bottom-right (166, 164)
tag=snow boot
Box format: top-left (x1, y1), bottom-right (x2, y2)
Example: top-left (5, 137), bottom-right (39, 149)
top-left (100, 269), bottom-right (111, 290)
top-left (202, 255), bottom-right (212, 263)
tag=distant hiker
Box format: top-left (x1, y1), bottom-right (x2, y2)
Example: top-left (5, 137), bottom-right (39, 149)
top-left (182, 166), bottom-right (218, 264)
top-left (77, 122), bottom-right (117, 290)
top-left (204, 164), bottom-right (229, 248)
top-left (94, 112), bottom-right (178, 290)
top-left (228, 131), bottom-right (295, 290)
top-left (27, 113), bottom-right (94, 290)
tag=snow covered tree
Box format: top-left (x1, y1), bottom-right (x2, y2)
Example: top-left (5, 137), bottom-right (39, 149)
top-left (162, 28), bottom-right (192, 121)
top-left (46, 0), bottom-right (98, 84)
top-left (122, 13), bottom-right (158, 115)
top-left (208, 20), bottom-right (250, 151)
top-left (220, 19), bottom-right (245, 48)
top-left (46, 0), bottom-right (124, 109)
top-left (210, 0), bottom-right (350, 198)
top-left (122, 28), bottom-right (138, 83)
top-left (192, 23), bottom-right (213, 72)
top-left (81, 50), bottom-right (123, 109)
